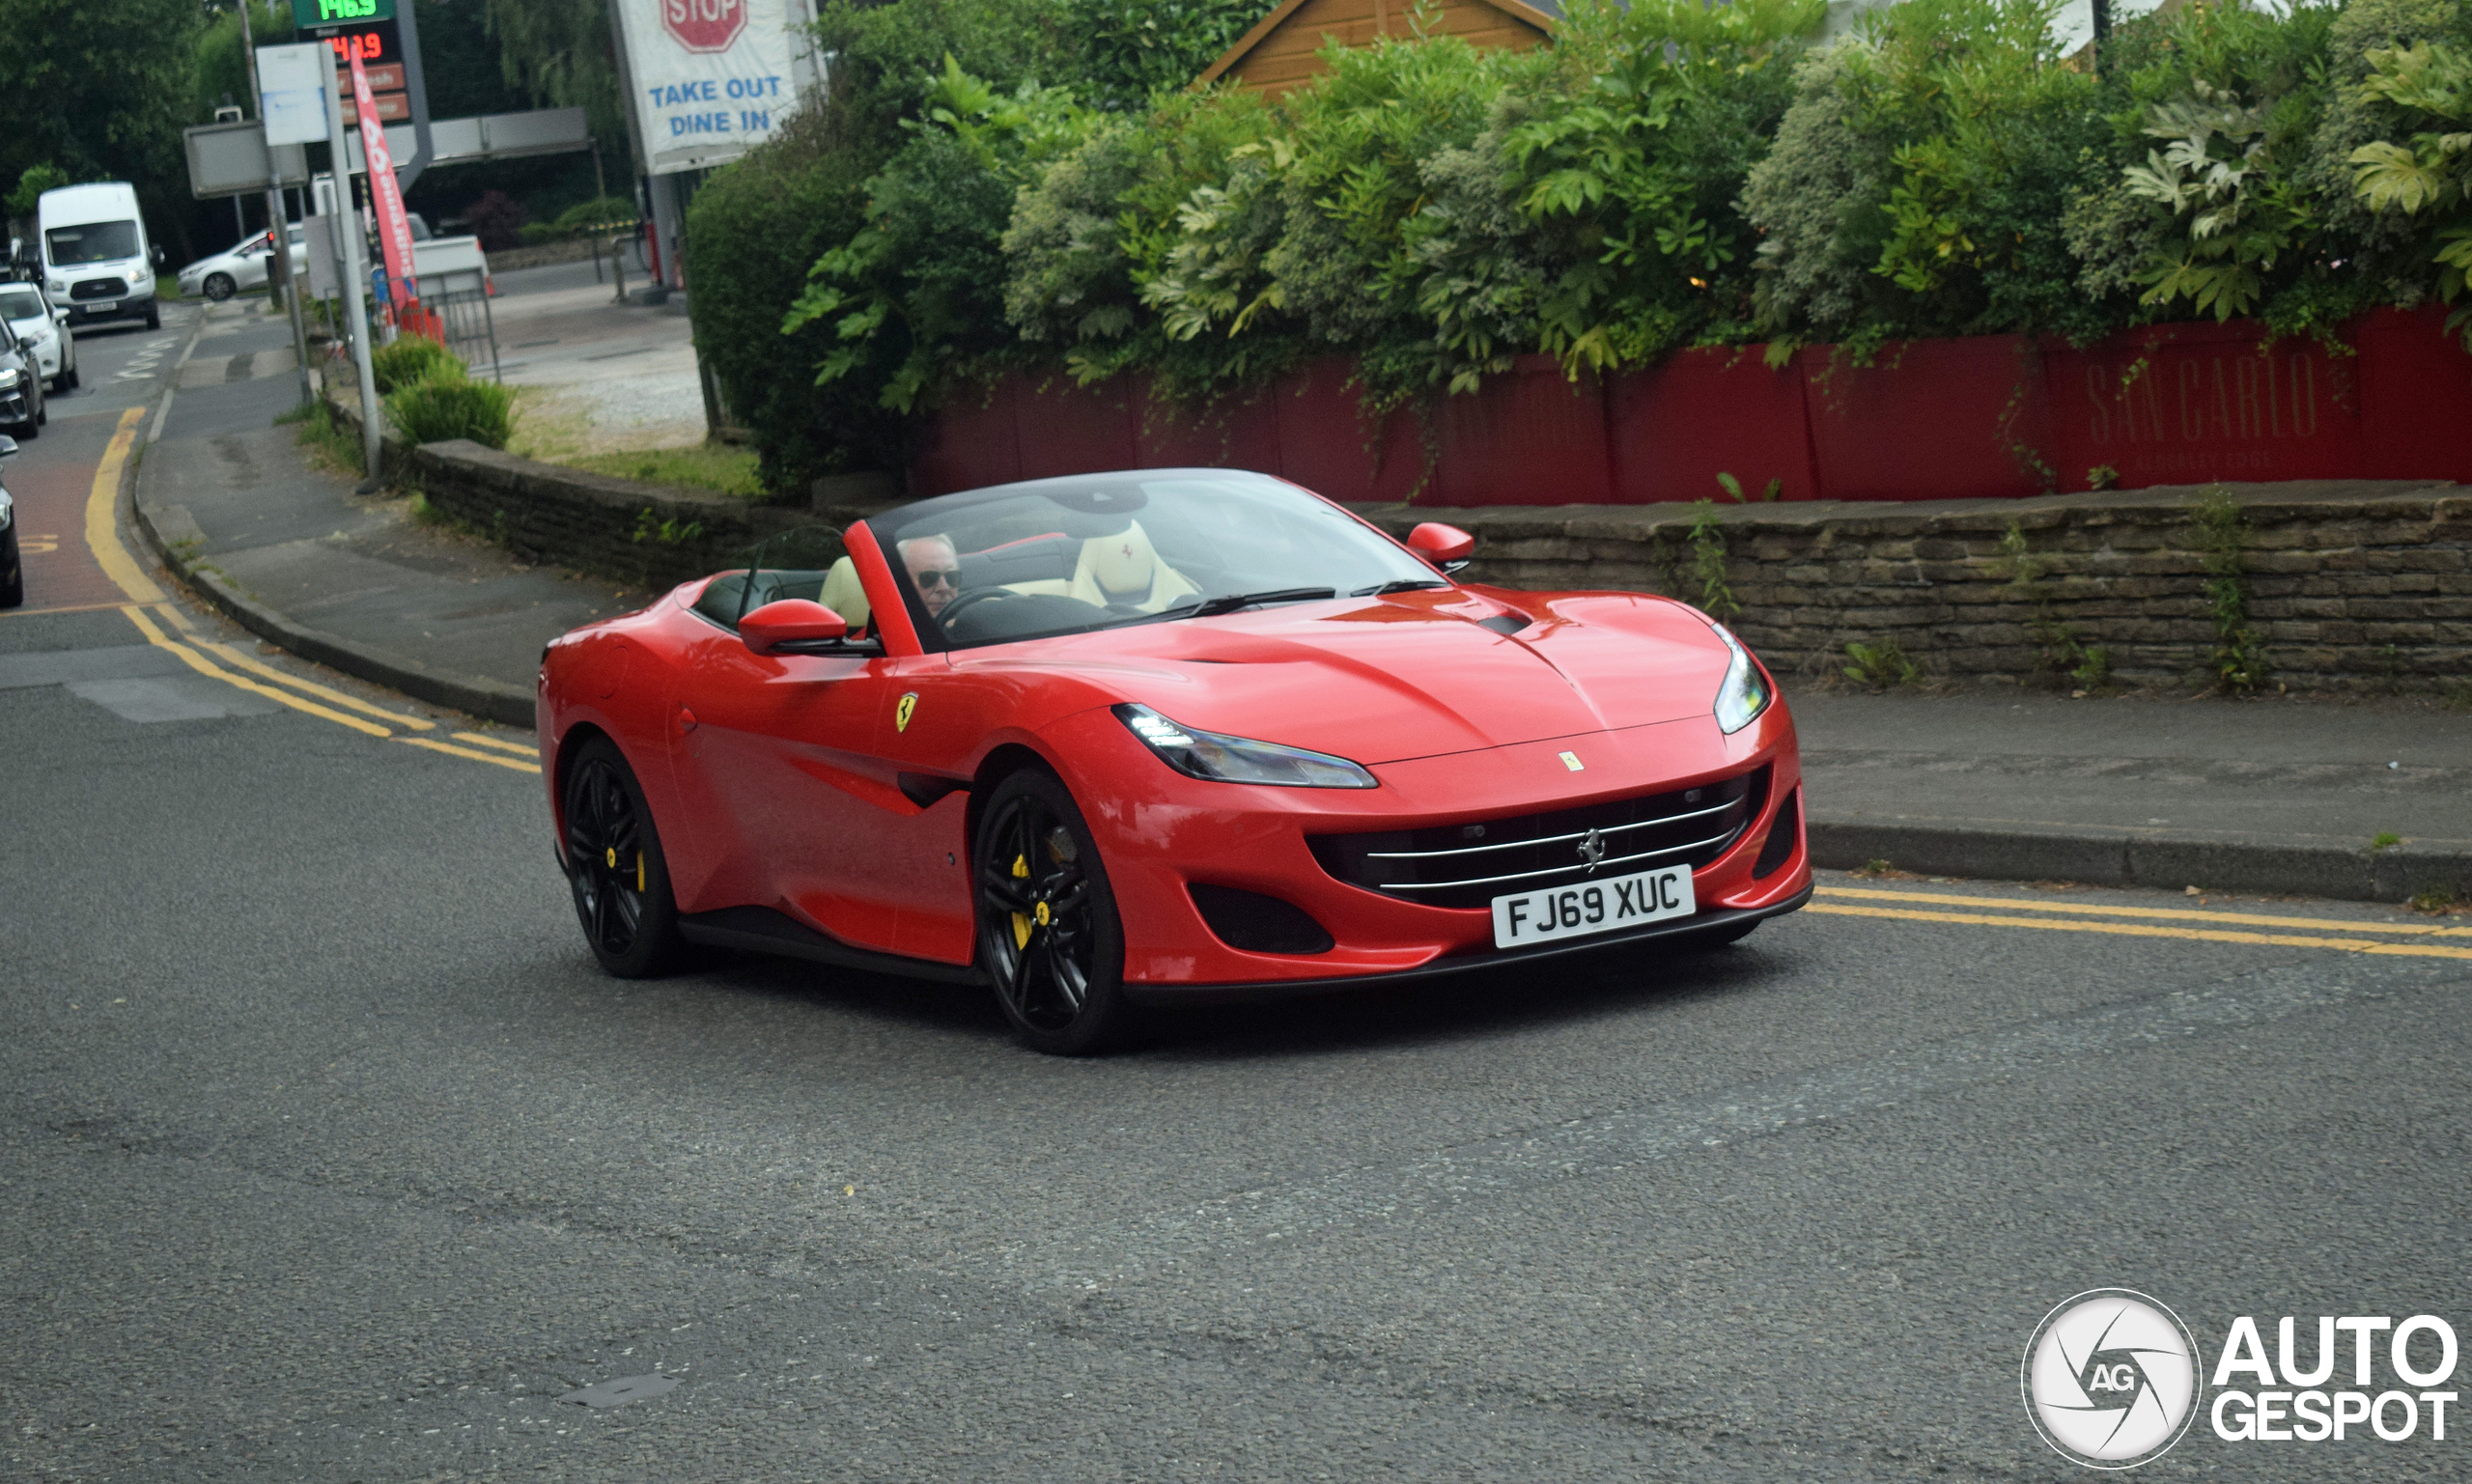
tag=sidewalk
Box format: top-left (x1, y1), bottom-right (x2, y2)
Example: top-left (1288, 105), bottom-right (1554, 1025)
top-left (132, 299), bottom-right (645, 726)
top-left (126, 316), bottom-right (2471, 904)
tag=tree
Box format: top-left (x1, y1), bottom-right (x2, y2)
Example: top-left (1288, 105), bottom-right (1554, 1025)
top-left (483, 0), bottom-right (630, 170)
top-left (0, 0), bottom-right (201, 248)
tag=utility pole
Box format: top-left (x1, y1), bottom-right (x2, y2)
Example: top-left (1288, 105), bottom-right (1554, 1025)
top-left (2091, 0), bottom-right (2112, 73)
top-left (239, 1), bottom-right (316, 406)
top-left (324, 63), bottom-right (384, 489)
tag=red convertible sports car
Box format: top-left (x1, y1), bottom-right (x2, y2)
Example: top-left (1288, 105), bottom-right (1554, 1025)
top-left (537, 469), bottom-right (1809, 1053)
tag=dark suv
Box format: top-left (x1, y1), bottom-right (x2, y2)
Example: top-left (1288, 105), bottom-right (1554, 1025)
top-left (0, 313), bottom-right (45, 437)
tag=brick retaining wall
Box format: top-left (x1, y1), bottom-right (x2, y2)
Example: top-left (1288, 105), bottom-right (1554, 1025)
top-left (402, 436), bottom-right (2469, 694)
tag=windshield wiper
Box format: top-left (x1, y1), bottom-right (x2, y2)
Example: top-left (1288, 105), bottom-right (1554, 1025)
top-left (1353, 578), bottom-right (1448, 596)
top-left (1177, 587), bottom-right (1338, 618)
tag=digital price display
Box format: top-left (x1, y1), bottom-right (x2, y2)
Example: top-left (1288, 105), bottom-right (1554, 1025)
top-left (314, 18), bottom-right (397, 65)
top-left (292, 0), bottom-right (394, 24)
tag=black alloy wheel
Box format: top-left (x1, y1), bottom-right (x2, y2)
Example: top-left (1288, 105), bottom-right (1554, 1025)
top-left (0, 526), bottom-right (21, 608)
top-left (974, 769), bottom-right (1133, 1055)
top-left (204, 272), bottom-right (234, 302)
top-left (561, 735), bottom-right (684, 977)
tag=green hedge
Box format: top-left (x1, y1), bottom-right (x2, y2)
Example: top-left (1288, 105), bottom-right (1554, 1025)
top-left (704, 0), bottom-right (2472, 478)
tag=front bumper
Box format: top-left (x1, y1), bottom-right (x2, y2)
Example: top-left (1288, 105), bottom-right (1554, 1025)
top-left (0, 387), bottom-right (28, 424)
top-left (1042, 699), bottom-right (1811, 996)
top-left (64, 287), bottom-right (154, 324)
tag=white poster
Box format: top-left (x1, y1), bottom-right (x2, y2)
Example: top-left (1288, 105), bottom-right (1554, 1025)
top-left (256, 43), bottom-right (332, 148)
top-left (612, 0), bottom-right (820, 176)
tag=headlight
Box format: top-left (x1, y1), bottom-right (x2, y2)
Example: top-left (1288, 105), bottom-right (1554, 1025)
top-left (46, 280), bottom-right (63, 293)
top-left (0, 490), bottom-right (13, 530)
top-left (0, 368), bottom-right (20, 390)
top-left (1115, 704), bottom-right (1378, 789)
top-left (126, 266), bottom-right (149, 286)
top-left (1711, 624), bottom-right (1771, 735)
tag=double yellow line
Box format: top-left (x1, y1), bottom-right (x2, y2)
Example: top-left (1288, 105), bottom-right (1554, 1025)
top-left (1811, 885), bottom-right (2472, 961)
top-left (87, 406), bottom-right (539, 774)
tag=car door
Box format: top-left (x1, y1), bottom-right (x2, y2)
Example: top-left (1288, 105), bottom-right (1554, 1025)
top-left (663, 531), bottom-right (914, 954)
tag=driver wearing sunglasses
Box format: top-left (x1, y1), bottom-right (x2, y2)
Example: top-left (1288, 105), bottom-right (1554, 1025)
top-left (898, 534), bottom-right (963, 617)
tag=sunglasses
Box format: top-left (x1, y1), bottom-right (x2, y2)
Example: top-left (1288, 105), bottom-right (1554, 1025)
top-left (913, 568), bottom-right (962, 589)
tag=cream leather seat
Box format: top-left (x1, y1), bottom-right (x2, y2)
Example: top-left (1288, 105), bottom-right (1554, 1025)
top-left (818, 556), bottom-right (872, 630)
top-left (1066, 519), bottom-right (1200, 613)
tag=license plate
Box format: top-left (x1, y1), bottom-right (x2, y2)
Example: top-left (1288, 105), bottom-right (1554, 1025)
top-left (1491, 864), bottom-right (1695, 948)
top-left (90, 301), bottom-right (115, 314)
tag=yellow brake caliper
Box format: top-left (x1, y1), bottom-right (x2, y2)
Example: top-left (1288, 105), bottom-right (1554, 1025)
top-left (1010, 854), bottom-right (1032, 949)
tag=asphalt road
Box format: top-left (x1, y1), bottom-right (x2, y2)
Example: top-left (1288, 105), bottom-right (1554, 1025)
top-left (4, 314), bottom-right (2468, 1482)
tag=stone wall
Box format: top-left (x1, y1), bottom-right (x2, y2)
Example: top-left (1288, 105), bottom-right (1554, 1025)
top-left (395, 434), bottom-right (2470, 694)
top-left (1361, 480), bottom-right (2472, 694)
top-left (406, 440), bottom-right (839, 593)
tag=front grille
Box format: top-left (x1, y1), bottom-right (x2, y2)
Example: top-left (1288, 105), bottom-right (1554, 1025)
top-left (70, 279), bottom-right (126, 301)
top-left (1309, 766), bottom-right (1769, 911)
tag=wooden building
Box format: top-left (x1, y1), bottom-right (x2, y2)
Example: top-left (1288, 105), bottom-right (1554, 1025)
top-left (1195, 0), bottom-right (1563, 97)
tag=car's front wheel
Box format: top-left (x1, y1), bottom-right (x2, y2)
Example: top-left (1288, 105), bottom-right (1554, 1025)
top-left (560, 734), bottom-right (685, 977)
top-left (0, 526), bottom-right (22, 608)
top-left (974, 768), bottom-right (1135, 1055)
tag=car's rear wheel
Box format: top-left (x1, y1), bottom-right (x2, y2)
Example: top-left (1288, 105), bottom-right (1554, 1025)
top-left (974, 768), bottom-right (1134, 1055)
top-left (560, 734), bottom-right (685, 977)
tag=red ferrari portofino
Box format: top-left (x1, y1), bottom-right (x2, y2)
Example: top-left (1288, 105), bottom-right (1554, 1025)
top-left (538, 469), bottom-right (1809, 1052)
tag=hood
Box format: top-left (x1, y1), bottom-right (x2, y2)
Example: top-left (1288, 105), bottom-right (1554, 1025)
top-left (970, 589), bottom-right (1734, 765)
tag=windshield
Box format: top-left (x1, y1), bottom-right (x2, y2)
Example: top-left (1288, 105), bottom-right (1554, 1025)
top-left (865, 470), bottom-right (1446, 651)
top-left (0, 286), bottom-right (45, 322)
top-left (46, 220), bottom-right (140, 266)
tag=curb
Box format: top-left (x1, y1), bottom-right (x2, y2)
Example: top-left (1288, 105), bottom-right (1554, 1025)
top-left (125, 435), bottom-right (536, 731)
top-left (1808, 819), bottom-right (2470, 907)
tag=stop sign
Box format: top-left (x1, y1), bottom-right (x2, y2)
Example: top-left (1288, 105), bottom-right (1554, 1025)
top-left (662, 0), bottom-right (745, 54)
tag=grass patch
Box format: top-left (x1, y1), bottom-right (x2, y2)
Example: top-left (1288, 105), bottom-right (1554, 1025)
top-left (561, 443), bottom-right (765, 501)
top-left (2369, 831), bottom-right (2404, 854)
top-left (285, 400), bottom-right (365, 478)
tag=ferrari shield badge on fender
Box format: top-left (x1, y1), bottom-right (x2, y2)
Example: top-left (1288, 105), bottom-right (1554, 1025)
top-left (895, 692), bottom-right (918, 733)
top-left (1559, 750), bottom-right (1585, 771)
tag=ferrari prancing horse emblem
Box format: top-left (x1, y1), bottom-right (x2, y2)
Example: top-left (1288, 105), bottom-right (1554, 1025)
top-left (1576, 828), bottom-right (1607, 871)
top-left (895, 692), bottom-right (918, 732)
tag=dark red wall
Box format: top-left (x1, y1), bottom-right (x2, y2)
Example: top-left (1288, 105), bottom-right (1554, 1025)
top-left (908, 308), bottom-right (2472, 503)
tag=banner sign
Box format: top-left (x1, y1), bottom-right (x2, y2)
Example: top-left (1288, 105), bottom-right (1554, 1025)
top-left (612, 0), bottom-right (818, 176)
top-left (351, 52), bottom-right (419, 311)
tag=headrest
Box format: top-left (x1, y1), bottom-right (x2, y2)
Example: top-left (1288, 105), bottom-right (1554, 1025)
top-left (1082, 519), bottom-right (1159, 599)
top-left (818, 557), bottom-right (871, 630)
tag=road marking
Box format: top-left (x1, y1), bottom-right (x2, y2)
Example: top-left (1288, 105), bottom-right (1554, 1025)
top-left (451, 731), bottom-right (537, 756)
top-left (123, 606), bottom-right (392, 738)
top-left (154, 604), bottom-right (436, 731)
top-left (1804, 902), bottom-right (2472, 961)
top-left (85, 407), bottom-right (163, 603)
top-left (398, 736), bottom-right (540, 772)
top-left (1818, 885), bottom-right (2471, 938)
top-left (148, 387), bottom-right (174, 443)
top-left (981, 955), bottom-right (2448, 1291)
top-left (76, 401), bottom-right (520, 771)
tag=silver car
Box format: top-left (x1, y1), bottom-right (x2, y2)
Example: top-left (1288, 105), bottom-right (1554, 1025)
top-left (176, 225), bottom-right (308, 302)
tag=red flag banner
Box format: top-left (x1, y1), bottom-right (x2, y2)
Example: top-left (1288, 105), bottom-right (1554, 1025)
top-left (351, 51), bottom-right (419, 312)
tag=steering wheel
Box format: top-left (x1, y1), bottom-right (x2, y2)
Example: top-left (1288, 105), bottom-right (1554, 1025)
top-left (935, 586), bottom-right (1014, 630)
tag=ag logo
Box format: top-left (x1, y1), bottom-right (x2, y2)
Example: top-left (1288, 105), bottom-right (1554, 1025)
top-left (2023, 1289), bottom-right (2201, 1469)
top-left (661, 0), bottom-right (745, 54)
top-left (894, 692), bottom-right (918, 732)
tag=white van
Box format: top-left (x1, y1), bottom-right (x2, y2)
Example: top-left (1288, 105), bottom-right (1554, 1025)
top-left (39, 182), bottom-right (160, 331)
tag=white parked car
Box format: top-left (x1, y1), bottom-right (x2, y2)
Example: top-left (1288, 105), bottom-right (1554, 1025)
top-left (176, 225), bottom-right (308, 302)
top-left (0, 281), bottom-right (76, 392)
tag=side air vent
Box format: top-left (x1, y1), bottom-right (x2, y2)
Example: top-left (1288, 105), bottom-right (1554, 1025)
top-left (1190, 884), bottom-right (1334, 956)
top-left (1753, 788), bottom-right (1801, 880)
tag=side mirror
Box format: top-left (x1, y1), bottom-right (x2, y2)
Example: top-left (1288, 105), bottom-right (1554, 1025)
top-left (741, 598), bottom-right (848, 656)
top-left (1406, 521), bottom-right (1476, 573)
top-left (152, 245), bottom-right (166, 267)
top-left (0, 434), bottom-right (19, 458)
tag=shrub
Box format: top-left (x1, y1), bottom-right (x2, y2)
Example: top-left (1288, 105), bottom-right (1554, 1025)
top-left (386, 373), bottom-right (516, 449)
top-left (370, 334), bottom-right (462, 394)
top-left (462, 189), bottom-right (528, 251)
